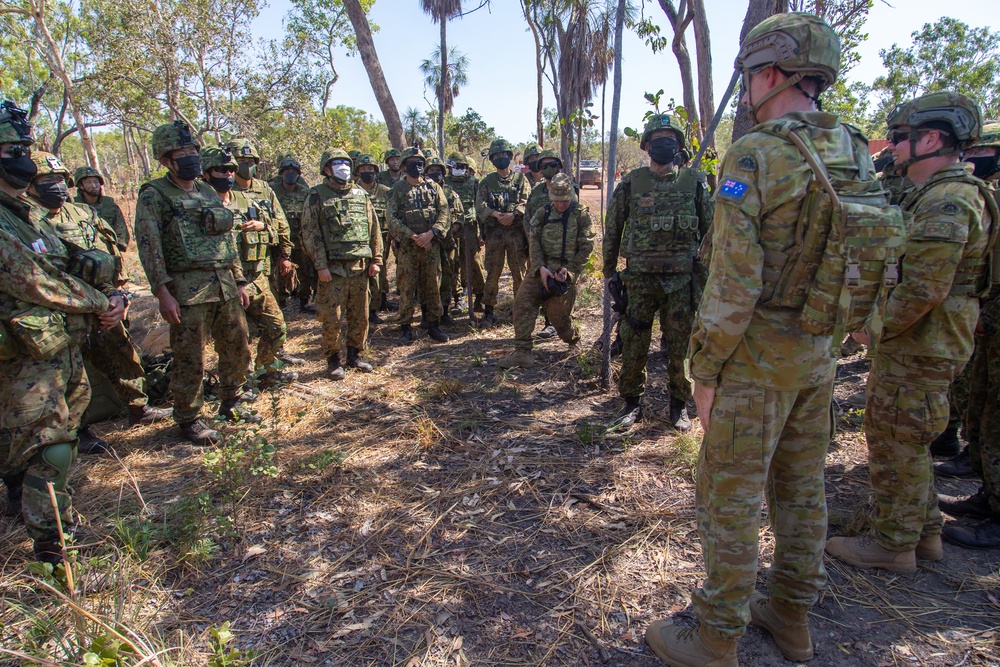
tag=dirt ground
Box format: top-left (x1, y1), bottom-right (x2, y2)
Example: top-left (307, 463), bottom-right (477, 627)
top-left (1, 190), bottom-right (999, 666)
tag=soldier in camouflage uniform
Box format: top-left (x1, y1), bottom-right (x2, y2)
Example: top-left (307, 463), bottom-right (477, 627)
top-left (603, 113), bottom-right (712, 432)
top-left (300, 150), bottom-right (382, 378)
top-left (499, 174), bottom-right (593, 369)
top-left (73, 166), bottom-right (130, 252)
top-left (446, 152), bottom-right (486, 313)
top-left (388, 148), bottom-right (451, 344)
top-left (268, 153), bottom-right (316, 313)
top-left (646, 15), bottom-right (849, 666)
top-left (135, 122), bottom-right (254, 447)
top-left (934, 122), bottom-right (1000, 548)
top-left (475, 139), bottom-right (530, 327)
top-left (425, 156), bottom-right (464, 325)
top-left (354, 153), bottom-right (393, 323)
top-left (826, 94), bottom-right (994, 572)
top-left (0, 102), bottom-right (126, 564)
top-left (523, 143), bottom-right (544, 191)
top-left (378, 148), bottom-right (403, 187)
top-left (203, 146), bottom-right (297, 388)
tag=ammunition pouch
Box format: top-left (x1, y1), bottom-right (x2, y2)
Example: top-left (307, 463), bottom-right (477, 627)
top-left (8, 305), bottom-right (71, 360)
top-left (67, 247), bottom-right (118, 286)
top-left (203, 206), bottom-right (235, 236)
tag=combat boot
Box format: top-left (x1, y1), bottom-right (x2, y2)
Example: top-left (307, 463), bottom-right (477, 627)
top-left (537, 315), bottom-right (556, 339)
top-left (427, 321), bottom-right (450, 343)
top-left (930, 423), bottom-right (961, 458)
top-left (180, 419), bottom-right (220, 447)
top-left (328, 353), bottom-right (346, 380)
top-left (259, 370), bottom-right (299, 389)
top-left (299, 297), bottom-right (316, 314)
top-left (440, 304), bottom-right (455, 326)
top-left (825, 535), bottom-right (916, 574)
top-left (645, 621), bottom-right (738, 667)
top-left (846, 390), bottom-right (867, 408)
top-left (277, 348), bottom-right (306, 366)
top-left (33, 536), bottom-right (63, 567)
top-left (915, 534), bottom-right (943, 561)
top-left (4, 472), bottom-right (24, 519)
top-left (77, 427), bottom-right (110, 455)
top-left (128, 405), bottom-right (173, 427)
top-left (398, 325), bottom-right (414, 346)
top-left (379, 294), bottom-right (390, 312)
top-left (610, 397), bottom-right (642, 430)
top-left (942, 517), bottom-right (1000, 549)
top-left (480, 306), bottom-right (497, 328)
top-left (419, 304), bottom-right (431, 329)
top-left (939, 485), bottom-right (992, 519)
top-left (473, 293), bottom-right (484, 313)
top-left (499, 349), bottom-right (536, 369)
top-left (369, 309), bottom-right (383, 325)
top-left (934, 446), bottom-right (975, 478)
top-left (219, 399), bottom-right (261, 424)
top-left (346, 347), bottom-right (373, 373)
top-left (670, 397), bottom-right (692, 432)
top-left (749, 592), bottom-right (813, 662)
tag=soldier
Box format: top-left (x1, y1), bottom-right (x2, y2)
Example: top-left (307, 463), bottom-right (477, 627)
top-left (646, 14), bottom-right (852, 665)
top-left (300, 149), bottom-right (382, 379)
top-left (499, 174), bottom-right (594, 369)
top-left (378, 148), bottom-right (403, 187)
top-left (24, 152), bottom-right (171, 453)
top-left (387, 148), bottom-right (451, 345)
top-left (602, 113), bottom-right (712, 432)
top-left (475, 139), bottom-right (530, 327)
top-left (826, 94), bottom-right (994, 572)
top-left (134, 121), bottom-right (255, 447)
top-left (268, 153), bottom-right (316, 313)
top-left (73, 166), bottom-right (130, 252)
top-left (446, 152), bottom-right (486, 313)
top-left (523, 143), bottom-right (544, 190)
top-left (203, 146), bottom-right (297, 388)
top-left (425, 156), bottom-right (464, 325)
top-left (354, 153), bottom-right (393, 322)
top-left (0, 101), bottom-right (125, 564)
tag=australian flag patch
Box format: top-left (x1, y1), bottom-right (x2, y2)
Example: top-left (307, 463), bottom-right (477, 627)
top-left (719, 178), bottom-right (749, 200)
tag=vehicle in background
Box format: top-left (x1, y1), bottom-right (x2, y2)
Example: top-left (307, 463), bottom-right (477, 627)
top-left (578, 160), bottom-right (603, 188)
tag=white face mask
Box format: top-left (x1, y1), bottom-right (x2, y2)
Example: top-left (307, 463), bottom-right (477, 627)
top-left (451, 168), bottom-right (467, 177)
top-left (331, 163), bottom-right (352, 181)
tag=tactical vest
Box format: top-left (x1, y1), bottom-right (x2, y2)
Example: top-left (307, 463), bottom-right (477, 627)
top-left (538, 203), bottom-right (584, 271)
top-left (314, 183), bottom-right (373, 261)
top-left (399, 181), bottom-right (439, 234)
top-left (140, 178), bottom-right (237, 272)
top-left (622, 167), bottom-right (702, 273)
top-left (29, 202), bottom-right (118, 286)
top-left (227, 189), bottom-right (277, 277)
top-left (272, 183), bottom-right (310, 236)
top-left (447, 176), bottom-right (478, 211)
top-left (360, 183), bottom-right (389, 229)
top-left (483, 172), bottom-right (525, 214)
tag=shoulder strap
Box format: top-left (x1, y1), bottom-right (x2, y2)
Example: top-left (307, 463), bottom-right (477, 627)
top-left (765, 123), bottom-right (842, 208)
top-left (633, 167), bottom-right (652, 194)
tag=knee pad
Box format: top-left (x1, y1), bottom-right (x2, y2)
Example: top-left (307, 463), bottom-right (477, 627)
top-left (25, 442), bottom-right (76, 491)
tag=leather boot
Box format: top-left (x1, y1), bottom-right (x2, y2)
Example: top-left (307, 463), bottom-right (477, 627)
top-left (277, 348), bottom-right (306, 365)
top-left (670, 397), bottom-right (692, 432)
top-left (537, 315), bottom-right (556, 339)
top-left (825, 535), bottom-right (916, 573)
top-left (939, 485), bottom-right (992, 519)
top-left (499, 349), bottom-right (536, 369)
top-left (934, 446), bottom-right (976, 478)
top-left (440, 300), bottom-right (455, 325)
top-left (419, 304), bottom-right (431, 329)
top-left (942, 517), bottom-right (1000, 549)
top-left (219, 398), bottom-right (261, 424)
top-left (77, 427), bottom-right (110, 455)
top-left (930, 423), bottom-right (961, 457)
top-left (398, 325), bottom-right (414, 346)
top-left (427, 321), bottom-right (450, 343)
top-left (129, 404), bottom-right (173, 426)
top-left (346, 347), bottom-right (373, 373)
top-left (4, 472), bottom-right (24, 519)
top-left (645, 621), bottom-right (738, 667)
top-left (749, 592), bottom-right (813, 662)
top-left (915, 534), bottom-right (943, 561)
top-left (33, 536), bottom-right (63, 567)
top-left (610, 397), bottom-right (642, 429)
top-left (369, 309), bottom-right (383, 324)
top-left (299, 297), bottom-right (316, 314)
top-left (480, 306), bottom-right (496, 328)
top-left (180, 419), bottom-right (220, 447)
top-left (328, 353), bottom-right (346, 380)
top-left (473, 294), bottom-right (484, 313)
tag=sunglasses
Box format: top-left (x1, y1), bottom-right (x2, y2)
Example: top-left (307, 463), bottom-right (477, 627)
top-left (213, 166), bottom-right (237, 174)
top-left (539, 160), bottom-right (560, 169)
top-left (3, 145), bottom-right (31, 159)
top-left (887, 130), bottom-right (914, 145)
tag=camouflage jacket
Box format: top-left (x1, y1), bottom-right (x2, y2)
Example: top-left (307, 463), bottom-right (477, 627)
top-left (475, 171), bottom-right (530, 227)
top-left (223, 188), bottom-right (279, 293)
top-left (378, 169), bottom-right (402, 188)
top-left (387, 177), bottom-right (450, 247)
top-left (525, 178), bottom-right (581, 228)
top-left (234, 177), bottom-right (293, 267)
top-left (357, 180), bottom-right (392, 237)
top-left (441, 184), bottom-right (465, 248)
top-left (880, 162), bottom-right (993, 362)
top-left (300, 178), bottom-right (382, 277)
top-left (74, 191), bottom-right (130, 251)
top-left (267, 176), bottom-right (311, 243)
top-left (134, 176), bottom-right (245, 305)
top-left (445, 174), bottom-right (479, 235)
top-left (688, 111), bottom-right (872, 390)
top-left (527, 202), bottom-right (595, 282)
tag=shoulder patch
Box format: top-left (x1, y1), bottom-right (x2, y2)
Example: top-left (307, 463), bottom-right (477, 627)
top-left (939, 202), bottom-right (961, 216)
top-left (718, 178), bottom-right (749, 201)
top-left (736, 155), bottom-right (757, 172)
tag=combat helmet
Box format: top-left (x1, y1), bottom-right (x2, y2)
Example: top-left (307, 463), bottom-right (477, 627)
top-left (200, 145), bottom-right (238, 171)
top-left (0, 100), bottom-right (34, 146)
top-left (400, 147), bottom-right (424, 164)
top-left (640, 114), bottom-right (686, 150)
top-left (383, 148), bottom-right (402, 162)
top-left (965, 121), bottom-right (1000, 180)
top-left (887, 92), bottom-right (983, 151)
top-left (276, 153), bottom-right (301, 171)
top-left (488, 139), bottom-right (513, 157)
top-left (73, 165), bottom-right (104, 186)
top-left (352, 153), bottom-right (379, 174)
top-left (320, 148), bottom-right (353, 172)
top-left (737, 12), bottom-right (840, 93)
top-left (348, 149), bottom-right (363, 163)
top-left (448, 151), bottom-right (474, 171)
top-left (30, 151), bottom-right (73, 186)
top-left (228, 137), bottom-right (260, 163)
top-left (523, 143), bottom-right (542, 162)
top-left (151, 121), bottom-right (200, 160)
top-left (425, 154), bottom-right (447, 173)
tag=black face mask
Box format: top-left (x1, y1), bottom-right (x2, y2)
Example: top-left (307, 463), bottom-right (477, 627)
top-left (491, 155), bottom-right (511, 170)
top-left (405, 161), bottom-right (424, 178)
top-left (282, 171), bottom-right (298, 185)
top-left (527, 160), bottom-right (540, 174)
top-left (173, 155), bottom-right (203, 180)
top-left (648, 137), bottom-right (679, 166)
top-left (359, 171), bottom-right (376, 184)
top-left (237, 162), bottom-right (256, 180)
top-left (0, 154), bottom-right (38, 189)
top-left (966, 155), bottom-right (1000, 180)
top-left (33, 180), bottom-right (69, 208)
top-left (209, 175), bottom-right (235, 192)
top-left (427, 171), bottom-right (445, 184)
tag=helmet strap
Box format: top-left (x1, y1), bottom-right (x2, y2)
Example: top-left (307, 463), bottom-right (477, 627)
top-left (747, 70), bottom-right (803, 124)
top-left (896, 129), bottom-right (957, 176)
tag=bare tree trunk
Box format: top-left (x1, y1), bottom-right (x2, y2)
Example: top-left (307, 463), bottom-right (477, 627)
top-left (689, 0), bottom-right (714, 141)
top-left (522, 0), bottom-right (545, 145)
top-left (732, 0), bottom-right (786, 143)
top-left (658, 1), bottom-right (698, 130)
top-left (438, 18), bottom-right (447, 156)
top-left (344, 0), bottom-right (405, 149)
top-left (605, 0), bottom-right (625, 209)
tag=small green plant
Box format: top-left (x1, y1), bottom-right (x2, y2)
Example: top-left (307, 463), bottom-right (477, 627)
top-left (576, 349), bottom-right (597, 379)
top-left (471, 350), bottom-right (484, 367)
top-left (301, 448), bottom-right (348, 472)
top-left (208, 621), bottom-right (258, 667)
top-left (113, 516), bottom-right (161, 561)
top-left (83, 634), bottom-right (134, 666)
top-left (576, 421), bottom-right (607, 445)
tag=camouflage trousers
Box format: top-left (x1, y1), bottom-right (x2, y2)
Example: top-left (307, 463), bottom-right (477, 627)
top-left (0, 344), bottom-right (88, 541)
top-left (693, 380), bottom-right (832, 639)
top-left (966, 300), bottom-right (1000, 515)
top-left (84, 321), bottom-right (147, 409)
top-left (291, 241), bottom-right (318, 305)
top-left (945, 351), bottom-right (974, 437)
top-left (511, 275), bottom-right (580, 351)
top-left (439, 242), bottom-right (459, 308)
top-left (245, 276), bottom-right (287, 371)
top-left (618, 271), bottom-right (694, 402)
top-left (397, 241), bottom-right (443, 323)
top-left (864, 352), bottom-right (962, 550)
top-left (459, 229), bottom-right (486, 296)
top-left (483, 225), bottom-right (527, 307)
top-left (169, 298), bottom-right (250, 425)
top-left (368, 231), bottom-right (392, 307)
top-left (316, 269), bottom-right (369, 356)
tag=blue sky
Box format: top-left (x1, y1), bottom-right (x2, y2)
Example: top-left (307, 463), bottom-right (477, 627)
top-left (251, 0), bottom-right (999, 143)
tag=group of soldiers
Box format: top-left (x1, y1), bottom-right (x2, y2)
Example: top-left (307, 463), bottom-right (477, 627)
top-left (2, 9), bottom-right (1000, 666)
